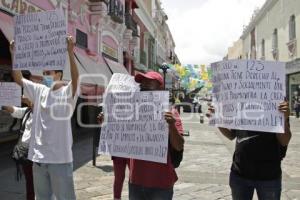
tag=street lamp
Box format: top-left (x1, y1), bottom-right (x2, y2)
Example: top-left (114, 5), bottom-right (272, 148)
top-left (160, 62), bottom-right (169, 90)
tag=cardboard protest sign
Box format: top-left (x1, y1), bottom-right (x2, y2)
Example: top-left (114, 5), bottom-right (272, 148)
top-left (0, 82), bottom-right (21, 107)
top-left (99, 91), bottom-right (170, 163)
top-left (210, 60), bottom-right (286, 133)
top-left (13, 9), bottom-right (67, 70)
top-left (105, 73), bottom-right (140, 93)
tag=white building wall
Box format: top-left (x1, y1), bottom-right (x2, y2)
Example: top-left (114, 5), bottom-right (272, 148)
top-left (243, 0), bottom-right (300, 62)
top-left (243, 34), bottom-right (251, 59)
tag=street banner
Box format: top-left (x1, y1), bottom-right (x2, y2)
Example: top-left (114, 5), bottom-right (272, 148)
top-left (0, 82), bottom-right (21, 107)
top-left (99, 91), bottom-right (170, 163)
top-left (209, 60), bottom-right (286, 133)
top-left (13, 9), bottom-right (67, 70)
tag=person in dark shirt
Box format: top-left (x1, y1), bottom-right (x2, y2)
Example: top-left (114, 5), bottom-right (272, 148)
top-left (207, 101), bottom-right (291, 200)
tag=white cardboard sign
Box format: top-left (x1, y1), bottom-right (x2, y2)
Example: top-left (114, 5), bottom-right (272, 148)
top-left (99, 91), bottom-right (170, 163)
top-left (0, 82), bottom-right (21, 107)
top-left (13, 9), bottom-right (67, 70)
top-left (210, 60), bottom-right (286, 133)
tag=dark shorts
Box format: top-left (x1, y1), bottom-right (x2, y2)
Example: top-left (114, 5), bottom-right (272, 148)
top-left (129, 183), bottom-right (173, 200)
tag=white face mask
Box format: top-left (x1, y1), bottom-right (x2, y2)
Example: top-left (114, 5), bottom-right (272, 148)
top-left (42, 76), bottom-right (54, 88)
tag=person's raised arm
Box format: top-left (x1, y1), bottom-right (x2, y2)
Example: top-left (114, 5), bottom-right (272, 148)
top-left (67, 36), bottom-right (79, 98)
top-left (277, 101), bottom-right (292, 146)
top-left (10, 40), bottom-right (23, 87)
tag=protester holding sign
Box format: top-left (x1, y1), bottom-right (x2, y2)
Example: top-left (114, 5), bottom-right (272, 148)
top-left (97, 72), bottom-right (184, 200)
top-left (10, 35), bottom-right (79, 200)
top-left (97, 111), bottom-right (130, 200)
top-left (207, 99), bottom-right (291, 200)
top-left (129, 71), bottom-right (184, 200)
top-left (1, 71), bottom-right (34, 200)
top-left (208, 60), bottom-right (292, 199)
top-left (97, 73), bottom-right (139, 200)
top-left (2, 100), bottom-right (34, 200)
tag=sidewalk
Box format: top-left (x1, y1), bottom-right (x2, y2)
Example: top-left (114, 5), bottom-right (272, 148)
top-left (73, 114), bottom-right (300, 200)
top-left (0, 114), bottom-right (299, 199)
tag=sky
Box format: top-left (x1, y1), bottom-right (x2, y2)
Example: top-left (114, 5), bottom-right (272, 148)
top-left (160, 0), bottom-right (266, 65)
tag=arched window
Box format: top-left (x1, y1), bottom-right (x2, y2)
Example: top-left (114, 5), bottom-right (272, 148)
top-left (289, 15), bottom-right (296, 40)
top-left (272, 29), bottom-right (278, 50)
top-left (261, 39), bottom-right (265, 58)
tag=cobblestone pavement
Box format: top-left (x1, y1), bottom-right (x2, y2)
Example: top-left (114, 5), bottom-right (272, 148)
top-left (1, 113), bottom-right (300, 200)
top-left (73, 113), bottom-right (300, 200)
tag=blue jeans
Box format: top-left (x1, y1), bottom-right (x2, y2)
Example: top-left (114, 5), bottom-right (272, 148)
top-left (129, 183), bottom-right (173, 200)
top-left (230, 171), bottom-right (281, 200)
top-left (33, 163), bottom-right (76, 200)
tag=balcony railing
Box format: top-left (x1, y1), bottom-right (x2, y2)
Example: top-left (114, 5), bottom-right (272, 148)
top-left (125, 13), bottom-right (138, 37)
top-left (108, 0), bottom-right (124, 24)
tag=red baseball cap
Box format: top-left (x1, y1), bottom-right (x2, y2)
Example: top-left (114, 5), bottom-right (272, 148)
top-left (135, 71), bottom-right (164, 87)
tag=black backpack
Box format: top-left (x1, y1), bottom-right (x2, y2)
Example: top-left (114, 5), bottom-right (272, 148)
top-left (169, 144), bottom-right (184, 168)
top-left (11, 108), bottom-right (32, 180)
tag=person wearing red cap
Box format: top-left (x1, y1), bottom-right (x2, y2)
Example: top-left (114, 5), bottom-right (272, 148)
top-left (128, 71), bottom-right (184, 200)
top-left (97, 71), bottom-right (184, 200)
top-left (134, 71), bottom-right (165, 90)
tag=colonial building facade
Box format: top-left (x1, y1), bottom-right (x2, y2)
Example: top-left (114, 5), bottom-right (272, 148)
top-left (0, 0), bottom-right (179, 140)
top-left (226, 0), bottom-right (300, 107)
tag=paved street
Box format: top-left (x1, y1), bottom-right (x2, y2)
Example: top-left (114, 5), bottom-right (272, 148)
top-left (0, 113), bottom-right (300, 199)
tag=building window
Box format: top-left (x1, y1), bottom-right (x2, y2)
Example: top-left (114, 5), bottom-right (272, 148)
top-left (261, 39), bottom-right (265, 58)
top-left (76, 29), bottom-right (88, 49)
top-left (289, 15), bottom-right (296, 41)
top-left (108, 0), bottom-right (124, 23)
top-left (272, 29), bottom-right (278, 50)
top-left (272, 29), bottom-right (279, 60)
top-left (250, 28), bottom-right (256, 59)
top-left (169, 51), bottom-right (173, 60)
top-left (125, 0), bottom-right (130, 14)
top-left (148, 38), bottom-right (155, 70)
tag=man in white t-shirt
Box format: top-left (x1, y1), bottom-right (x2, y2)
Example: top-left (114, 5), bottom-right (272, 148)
top-left (10, 36), bottom-right (79, 200)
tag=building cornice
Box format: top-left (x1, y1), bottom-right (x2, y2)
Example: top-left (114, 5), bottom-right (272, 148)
top-left (240, 0), bottom-right (278, 39)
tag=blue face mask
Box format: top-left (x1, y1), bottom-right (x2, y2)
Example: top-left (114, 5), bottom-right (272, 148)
top-left (42, 76), bottom-right (54, 88)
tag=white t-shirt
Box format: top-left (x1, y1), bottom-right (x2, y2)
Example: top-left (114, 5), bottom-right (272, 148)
top-left (23, 78), bottom-right (78, 163)
top-left (11, 107), bottom-right (32, 144)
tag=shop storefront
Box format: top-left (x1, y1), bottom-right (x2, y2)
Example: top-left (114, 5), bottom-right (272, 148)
top-left (286, 58), bottom-right (300, 113)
